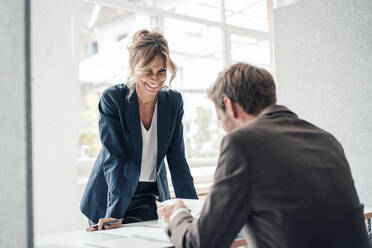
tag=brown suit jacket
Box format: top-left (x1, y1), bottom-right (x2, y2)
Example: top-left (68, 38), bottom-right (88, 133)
top-left (167, 105), bottom-right (371, 248)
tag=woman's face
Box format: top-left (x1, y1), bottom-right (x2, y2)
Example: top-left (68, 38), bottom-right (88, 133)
top-left (137, 55), bottom-right (167, 96)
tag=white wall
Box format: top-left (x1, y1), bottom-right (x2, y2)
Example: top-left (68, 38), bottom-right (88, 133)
top-left (32, 0), bottom-right (87, 235)
top-left (274, 0), bottom-right (372, 207)
top-left (0, 1), bottom-right (33, 247)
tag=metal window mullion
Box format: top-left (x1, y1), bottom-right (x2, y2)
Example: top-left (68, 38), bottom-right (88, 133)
top-left (220, 0), bottom-right (231, 67)
top-left (150, 15), bottom-right (164, 31)
top-left (82, 0), bottom-right (271, 41)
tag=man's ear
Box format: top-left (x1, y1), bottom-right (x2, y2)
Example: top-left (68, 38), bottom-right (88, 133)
top-left (223, 97), bottom-right (238, 119)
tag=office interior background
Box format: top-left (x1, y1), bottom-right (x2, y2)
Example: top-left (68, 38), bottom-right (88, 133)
top-left (1, 0), bottom-right (371, 246)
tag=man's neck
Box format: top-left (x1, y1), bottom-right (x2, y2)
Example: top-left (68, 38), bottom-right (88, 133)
top-left (236, 105), bottom-right (258, 125)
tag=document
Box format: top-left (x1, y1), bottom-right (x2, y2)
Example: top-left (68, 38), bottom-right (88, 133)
top-left (101, 224), bottom-right (170, 243)
top-left (159, 198), bottom-right (205, 218)
top-left (35, 225), bottom-right (173, 248)
top-left (84, 235), bottom-right (171, 248)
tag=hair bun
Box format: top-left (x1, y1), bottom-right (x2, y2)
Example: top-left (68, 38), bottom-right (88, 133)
top-left (132, 29), bottom-right (150, 42)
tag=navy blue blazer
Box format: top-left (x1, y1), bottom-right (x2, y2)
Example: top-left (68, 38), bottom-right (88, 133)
top-left (80, 84), bottom-right (197, 223)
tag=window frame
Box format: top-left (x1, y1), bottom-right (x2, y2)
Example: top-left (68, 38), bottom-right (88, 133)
top-left (77, 0), bottom-right (273, 185)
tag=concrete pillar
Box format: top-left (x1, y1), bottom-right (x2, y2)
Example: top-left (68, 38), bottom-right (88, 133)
top-left (0, 0), bottom-right (33, 247)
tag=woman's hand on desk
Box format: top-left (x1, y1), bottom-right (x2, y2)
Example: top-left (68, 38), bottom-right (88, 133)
top-left (86, 217), bottom-right (122, 232)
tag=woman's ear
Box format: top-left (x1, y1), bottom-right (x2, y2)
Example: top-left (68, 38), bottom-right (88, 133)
top-left (223, 97), bottom-right (238, 119)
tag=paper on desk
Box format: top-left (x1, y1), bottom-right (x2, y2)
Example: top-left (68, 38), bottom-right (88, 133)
top-left (101, 225), bottom-right (171, 243)
top-left (159, 198), bottom-right (205, 218)
top-left (84, 236), bottom-right (171, 248)
top-left (35, 230), bottom-right (135, 248)
top-left (35, 228), bottom-right (172, 248)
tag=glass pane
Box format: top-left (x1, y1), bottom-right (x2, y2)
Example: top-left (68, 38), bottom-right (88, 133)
top-left (77, 2), bottom-right (272, 160)
top-left (225, 0), bottom-right (268, 31)
top-left (164, 18), bottom-right (223, 90)
top-left (120, 0), bottom-right (221, 22)
top-left (231, 34), bottom-right (271, 71)
top-left (182, 93), bottom-right (225, 159)
top-left (78, 3), bottom-right (152, 158)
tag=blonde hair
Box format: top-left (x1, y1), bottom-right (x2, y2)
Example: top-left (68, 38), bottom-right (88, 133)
top-left (126, 29), bottom-right (177, 100)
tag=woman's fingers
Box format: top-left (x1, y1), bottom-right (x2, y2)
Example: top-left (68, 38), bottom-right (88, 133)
top-left (98, 218), bottom-right (117, 230)
top-left (86, 217), bottom-right (121, 232)
top-left (86, 226), bottom-right (98, 232)
top-left (103, 221), bottom-right (122, 230)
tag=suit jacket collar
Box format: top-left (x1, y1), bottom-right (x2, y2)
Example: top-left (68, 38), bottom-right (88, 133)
top-left (157, 89), bottom-right (172, 168)
top-left (124, 89), bottom-right (142, 162)
top-left (259, 104), bottom-right (297, 117)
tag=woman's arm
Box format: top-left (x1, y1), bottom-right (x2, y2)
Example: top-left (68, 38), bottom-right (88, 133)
top-left (98, 88), bottom-right (128, 218)
top-left (166, 94), bottom-right (198, 199)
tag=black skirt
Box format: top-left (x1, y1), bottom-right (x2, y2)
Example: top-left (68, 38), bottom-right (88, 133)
top-left (123, 181), bottom-right (159, 224)
top-left (88, 182), bottom-right (159, 226)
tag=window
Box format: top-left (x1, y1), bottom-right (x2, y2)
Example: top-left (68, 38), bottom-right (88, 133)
top-left (77, 0), bottom-right (273, 189)
top-left (225, 0), bottom-right (269, 31)
top-left (84, 40), bottom-right (98, 58)
top-left (78, 3), bottom-right (152, 159)
top-left (231, 34), bottom-right (271, 70)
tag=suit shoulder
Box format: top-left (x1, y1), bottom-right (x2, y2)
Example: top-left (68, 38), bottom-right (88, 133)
top-left (222, 123), bottom-right (266, 153)
top-left (100, 84), bottom-right (128, 114)
top-left (102, 84), bottom-right (128, 99)
top-left (161, 87), bottom-right (182, 99)
top-left (222, 129), bottom-right (247, 150)
top-left (228, 123), bottom-right (257, 140)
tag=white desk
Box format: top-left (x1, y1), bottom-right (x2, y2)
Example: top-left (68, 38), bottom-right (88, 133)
top-left (35, 220), bottom-right (247, 248)
top-left (36, 207), bottom-right (372, 247)
top-left (35, 220), bottom-right (173, 248)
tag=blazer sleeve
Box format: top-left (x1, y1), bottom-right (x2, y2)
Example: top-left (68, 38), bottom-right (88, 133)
top-left (166, 93), bottom-right (198, 199)
top-left (98, 89), bottom-right (127, 219)
top-left (166, 134), bottom-right (251, 248)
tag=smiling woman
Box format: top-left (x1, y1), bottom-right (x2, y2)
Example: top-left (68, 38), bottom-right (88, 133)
top-left (80, 29), bottom-right (198, 231)
top-left (126, 29), bottom-right (177, 100)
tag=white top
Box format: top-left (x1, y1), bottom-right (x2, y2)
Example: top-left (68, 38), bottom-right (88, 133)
top-left (139, 102), bottom-right (158, 182)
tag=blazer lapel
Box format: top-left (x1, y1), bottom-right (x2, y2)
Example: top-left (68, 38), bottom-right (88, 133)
top-left (157, 90), bottom-right (171, 168)
top-left (123, 89), bottom-right (142, 163)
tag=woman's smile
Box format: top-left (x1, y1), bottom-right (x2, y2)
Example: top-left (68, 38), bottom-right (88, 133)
top-left (144, 81), bottom-right (161, 90)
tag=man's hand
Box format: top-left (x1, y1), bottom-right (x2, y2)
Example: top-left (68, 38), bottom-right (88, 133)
top-left (86, 217), bottom-right (122, 232)
top-left (157, 199), bottom-right (188, 223)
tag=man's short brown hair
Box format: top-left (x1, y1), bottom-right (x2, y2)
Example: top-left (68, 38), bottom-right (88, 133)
top-left (208, 63), bottom-right (277, 115)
